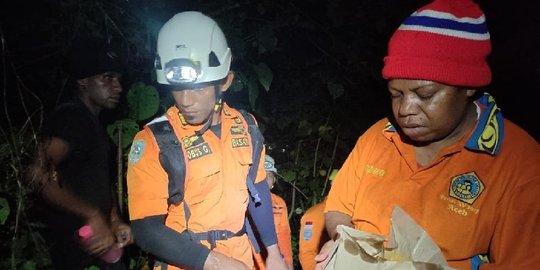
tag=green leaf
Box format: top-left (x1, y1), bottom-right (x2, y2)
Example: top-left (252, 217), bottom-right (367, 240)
top-left (0, 197), bottom-right (9, 225)
top-left (22, 260), bottom-right (36, 270)
top-left (280, 171), bottom-right (297, 182)
top-left (127, 82), bottom-right (160, 122)
top-left (248, 76), bottom-right (259, 111)
top-left (84, 266), bottom-right (100, 270)
top-left (327, 82), bottom-right (344, 100)
top-left (253, 62), bottom-right (273, 92)
top-left (107, 119), bottom-right (141, 150)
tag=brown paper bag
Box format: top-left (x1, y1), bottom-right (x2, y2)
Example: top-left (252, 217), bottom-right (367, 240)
top-left (324, 206), bottom-right (455, 270)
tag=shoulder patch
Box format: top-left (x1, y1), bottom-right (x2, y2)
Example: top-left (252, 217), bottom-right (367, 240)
top-left (449, 172), bottom-right (484, 205)
top-left (129, 139), bottom-right (146, 164)
top-left (303, 221), bottom-right (313, 240)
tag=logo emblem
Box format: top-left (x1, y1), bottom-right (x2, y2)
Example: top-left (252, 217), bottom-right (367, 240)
top-left (303, 221), bottom-right (313, 240)
top-left (129, 139), bottom-right (146, 164)
top-left (449, 172), bottom-right (484, 205)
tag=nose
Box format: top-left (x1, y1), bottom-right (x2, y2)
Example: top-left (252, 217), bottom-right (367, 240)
top-left (398, 94), bottom-right (419, 117)
top-left (176, 90), bottom-right (195, 107)
top-left (111, 77), bottom-right (123, 93)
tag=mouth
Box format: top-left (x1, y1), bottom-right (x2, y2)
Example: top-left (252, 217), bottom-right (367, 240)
top-left (181, 110), bottom-right (198, 117)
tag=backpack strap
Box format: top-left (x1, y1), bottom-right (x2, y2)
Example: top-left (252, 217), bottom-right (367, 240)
top-left (147, 119), bottom-right (186, 205)
top-left (238, 109), bottom-right (264, 204)
top-left (238, 109), bottom-right (265, 253)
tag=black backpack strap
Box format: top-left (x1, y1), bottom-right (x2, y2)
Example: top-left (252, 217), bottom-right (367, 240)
top-left (238, 110), bottom-right (265, 253)
top-left (239, 110), bottom-right (265, 204)
top-left (147, 120), bottom-right (186, 205)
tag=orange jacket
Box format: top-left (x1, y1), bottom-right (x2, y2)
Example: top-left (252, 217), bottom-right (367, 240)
top-left (326, 97), bottom-right (540, 269)
top-left (127, 104), bottom-right (267, 270)
top-left (253, 193), bottom-right (293, 269)
top-left (299, 198), bottom-right (329, 270)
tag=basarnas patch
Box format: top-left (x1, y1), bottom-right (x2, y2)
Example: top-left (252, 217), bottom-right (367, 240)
top-left (129, 139), bottom-right (146, 164)
top-left (449, 172), bottom-right (484, 205)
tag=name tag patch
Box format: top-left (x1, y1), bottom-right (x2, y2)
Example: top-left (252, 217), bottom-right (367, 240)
top-left (231, 137), bottom-right (250, 148)
top-left (186, 142), bottom-right (212, 160)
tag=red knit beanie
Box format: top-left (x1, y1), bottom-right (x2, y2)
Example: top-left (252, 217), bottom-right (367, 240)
top-left (382, 0), bottom-right (491, 87)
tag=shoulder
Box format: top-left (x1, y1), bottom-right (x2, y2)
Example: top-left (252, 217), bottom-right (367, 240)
top-left (498, 119), bottom-right (540, 174)
top-left (271, 193), bottom-right (287, 206)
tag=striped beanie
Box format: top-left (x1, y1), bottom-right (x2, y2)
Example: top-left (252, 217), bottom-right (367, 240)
top-left (382, 0), bottom-right (491, 87)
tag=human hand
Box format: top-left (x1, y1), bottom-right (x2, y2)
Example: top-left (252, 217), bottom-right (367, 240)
top-left (265, 244), bottom-right (289, 270)
top-left (314, 239), bottom-right (336, 270)
top-left (203, 251), bottom-right (250, 270)
top-left (84, 212), bottom-right (115, 255)
top-left (111, 220), bottom-right (133, 248)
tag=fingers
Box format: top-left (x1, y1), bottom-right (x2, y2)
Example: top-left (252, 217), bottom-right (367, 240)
top-left (113, 223), bottom-right (133, 247)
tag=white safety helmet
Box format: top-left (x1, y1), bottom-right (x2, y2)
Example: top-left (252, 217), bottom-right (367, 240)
top-left (155, 11), bottom-right (232, 86)
top-left (264, 155), bottom-right (278, 174)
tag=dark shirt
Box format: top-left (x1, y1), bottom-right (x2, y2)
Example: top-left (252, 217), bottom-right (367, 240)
top-left (43, 98), bottom-right (114, 230)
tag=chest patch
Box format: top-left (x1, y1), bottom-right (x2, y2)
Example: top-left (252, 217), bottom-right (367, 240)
top-left (182, 134), bottom-right (203, 148)
top-left (232, 137), bottom-right (250, 148)
top-left (449, 172), bottom-right (484, 205)
top-left (186, 142), bottom-right (212, 160)
top-left (230, 125), bottom-right (246, 135)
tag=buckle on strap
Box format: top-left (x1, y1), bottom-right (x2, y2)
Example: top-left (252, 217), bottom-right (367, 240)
top-left (191, 227), bottom-right (246, 249)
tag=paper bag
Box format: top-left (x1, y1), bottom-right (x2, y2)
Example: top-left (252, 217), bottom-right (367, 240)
top-left (324, 206), bottom-right (454, 270)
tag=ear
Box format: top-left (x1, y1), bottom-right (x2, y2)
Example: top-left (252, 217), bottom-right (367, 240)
top-left (76, 78), bottom-right (88, 91)
top-left (219, 71), bottom-right (235, 93)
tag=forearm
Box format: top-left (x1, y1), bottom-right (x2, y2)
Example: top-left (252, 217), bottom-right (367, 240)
top-left (325, 211), bottom-right (353, 240)
top-left (131, 215), bottom-right (210, 270)
top-left (41, 181), bottom-right (100, 219)
top-left (248, 181), bottom-right (278, 247)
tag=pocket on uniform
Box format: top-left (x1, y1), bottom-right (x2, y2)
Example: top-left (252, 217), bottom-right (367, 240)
top-left (185, 152), bottom-right (221, 205)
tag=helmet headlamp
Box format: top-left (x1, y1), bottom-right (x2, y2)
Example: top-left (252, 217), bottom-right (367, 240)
top-left (163, 58), bottom-right (202, 85)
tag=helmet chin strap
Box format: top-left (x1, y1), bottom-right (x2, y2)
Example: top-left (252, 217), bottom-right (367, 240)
top-left (195, 84), bottom-right (223, 136)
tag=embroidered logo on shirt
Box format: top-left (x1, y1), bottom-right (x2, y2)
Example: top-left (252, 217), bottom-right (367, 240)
top-left (232, 116), bottom-right (243, 124)
top-left (186, 142), bottom-right (212, 160)
top-left (232, 137), bottom-right (250, 148)
top-left (364, 164), bottom-right (385, 177)
top-left (303, 221), bottom-right (313, 240)
top-left (230, 125), bottom-right (246, 135)
top-left (182, 134), bottom-right (201, 148)
top-left (449, 172), bottom-right (484, 205)
top-left (129, 139), bottom-right (145, 164)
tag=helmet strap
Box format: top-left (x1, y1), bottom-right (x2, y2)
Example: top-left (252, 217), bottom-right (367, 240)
top-left (195, 83), bottom-right (223, 136)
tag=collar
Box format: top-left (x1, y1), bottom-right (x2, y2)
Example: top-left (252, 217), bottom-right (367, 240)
top-left (166, 103), bottom-right (238, 132)
top-left (383, 92), bottom-right (504, 156)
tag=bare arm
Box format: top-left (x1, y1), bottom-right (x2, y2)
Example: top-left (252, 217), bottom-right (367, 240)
top-left (314, 211), bottom-right (354, 270)
top-left (32, 137), bottom-right (115, 254)
top-left (325, 211), bottom-right (354, 240)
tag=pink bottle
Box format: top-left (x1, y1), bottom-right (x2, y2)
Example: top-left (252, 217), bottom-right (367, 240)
top-left (78, 225), bottom-right (123, 263)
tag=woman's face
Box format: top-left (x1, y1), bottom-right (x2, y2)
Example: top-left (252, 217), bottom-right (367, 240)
top-left (388, 79), bottom-right (476, 143)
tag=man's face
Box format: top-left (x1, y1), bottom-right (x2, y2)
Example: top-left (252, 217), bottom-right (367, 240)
top-left (82, 72), bottom-right (123, 112)
top-left (171, 84), bottom-right (218, 126)
top-left (387, 79), bottom-right (475, 143)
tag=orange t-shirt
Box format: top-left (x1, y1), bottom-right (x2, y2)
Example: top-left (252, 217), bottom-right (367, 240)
top-left (252, 193), bottom-right (293, 269)
top-left (326, 107), bottom-right (540, 269)
top-left (127, 104), bottom-right (267, 270)
top-left (299, 198), bottom-right (330, 270)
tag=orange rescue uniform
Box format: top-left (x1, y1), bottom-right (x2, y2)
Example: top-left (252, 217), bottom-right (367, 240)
top-left (253, 193), bottom-right (293, 269)
top-left (326, 97), bottom-right (540, 269)
top-left (299, 198), bottom-right (329, 270)
top-left (127, 104), bottom-right (267, 270)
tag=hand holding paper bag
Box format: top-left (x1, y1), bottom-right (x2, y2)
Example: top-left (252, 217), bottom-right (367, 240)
top-left (324, 206), bottom-right (455, 270)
